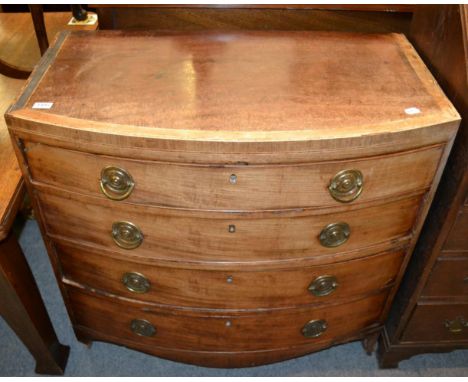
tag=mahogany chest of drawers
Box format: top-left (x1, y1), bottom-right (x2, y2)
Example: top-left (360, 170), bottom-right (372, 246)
top-left (5, 30), bottom-right (460, 368)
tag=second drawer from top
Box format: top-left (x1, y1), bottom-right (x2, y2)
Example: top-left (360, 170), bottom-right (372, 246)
top-left (38, 189), bottom-right (420, 262)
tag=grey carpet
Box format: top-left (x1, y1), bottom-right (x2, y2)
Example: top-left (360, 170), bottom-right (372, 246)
top-left (1, 220), bottom-right (467, 376)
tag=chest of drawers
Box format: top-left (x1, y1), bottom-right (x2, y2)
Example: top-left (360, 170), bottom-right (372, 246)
top-left (5, 30), bottom-right (460, 368)
top-left (378, 5), bottom-right (468, 367)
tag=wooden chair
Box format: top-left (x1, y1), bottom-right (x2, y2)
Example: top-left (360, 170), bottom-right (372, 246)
top-left (0, 7), bottom-right (69, 374)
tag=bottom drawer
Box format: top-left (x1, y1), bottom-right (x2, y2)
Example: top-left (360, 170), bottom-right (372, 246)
top-left (67, 286), bottom-right (388, 352)
top-left (402, 303), bottom-right (468, 343)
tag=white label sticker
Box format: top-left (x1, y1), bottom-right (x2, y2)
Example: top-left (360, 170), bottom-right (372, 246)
top-left (405, 107), bottom-right (421, 115)
top-left (32, 102), bottom-right (54, 109)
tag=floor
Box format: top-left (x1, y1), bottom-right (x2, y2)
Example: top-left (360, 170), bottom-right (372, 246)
top-left (0, 11), bottom-right (96, 70)
top-left (0, 220), bottom-right (467, 376)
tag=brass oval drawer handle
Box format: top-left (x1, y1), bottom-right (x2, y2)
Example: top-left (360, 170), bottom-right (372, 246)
top-left (122, 272), bottom-right (150, 293)
top-left (100, 166), bottom-right (135, 201)
top-left (328, 169), bottom-right (363, 203)
top-left (130, 319), bottom-right (156, 337)
top-left (112, 221), bottom-right (144, 249)
top-left (319, 222), bottom-right (350, 248)
top-left (308, 275), bottom-right (338, 297)
top-left (444, 316), bottom-right (467, 333)
top-left (302, 319), bottom-right (328, 338)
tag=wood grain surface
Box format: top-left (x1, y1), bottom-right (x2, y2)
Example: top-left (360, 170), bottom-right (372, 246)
top-left (24, 141), bottom-right (443, 210)
top-left (0, 12), bottom-right (98, 69)
top-left (57, 240), bottom-right (404, 310)
top-left (67, 284), bottom-right (388, 352)
top-left (421, 256), bottom-right (468, 299)
top-left (92, 5), bottom-right (415, 11)
top-left (38, 188), bottom-right (421, 262)
top-left (401, 303), bottom-right (468, 342)
top-left (0, 75), bottom-right (24, 239)
top-left (0, 13), bottom-right (98, 238)
top-left (8, 31), bottom-right (458, 143)
top-left (0, 232), bottom-right (69, 374)
top-left (77, 321), bottom-right (382, 368)
top-left (93, 5), bottom-right (413, 36)
top-left (5, 28), bottom-right (461, 367)
top-left (443, 208), bottom-right (468, 251)
top-left (378, 5), bottom-right (468, 368)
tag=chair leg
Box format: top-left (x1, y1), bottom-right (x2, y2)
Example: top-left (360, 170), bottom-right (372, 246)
top-left (0, 232), bottom-right (69, 375)
top-left (0, 58), bottom-right (30, 79)
top-left (29, 5), bottom-right (49, 55)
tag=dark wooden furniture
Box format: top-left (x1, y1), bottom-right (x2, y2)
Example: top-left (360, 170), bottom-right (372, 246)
top-left (0, 231), bottom-right (69, 374)
top-left (0, 83), bottom-right (69, 376)
top-left (0, 8), bottom-right (98, 79)
top-left (28, 5), bottom-right (48, 55)
top-left (0, 59), bottom-right (30, 80)
top-left (93, 4), bottom-right (413, 34)
top-left (5, 30), bottom-right (459, 368)
top-left (0, 5), bottom-right (47, 79)
top-left (0, 6), bottom-right (49, 79)
top-left (0, 10), bottom-right (100, 373)
top-left (378, 5), bottom-right (468, 368)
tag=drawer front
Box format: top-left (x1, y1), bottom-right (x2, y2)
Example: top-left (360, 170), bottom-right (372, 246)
top-left (402, 303), bottom-right (468, 343)
top-left (40, 190), bottom-right (419, 262)
top-left (25, 141), bottom-right (442, 210)
top-left (443, 209), bottom-right (468, 251)
top-left (56, 241), bottom-right (404, 309)
top-left (421, 256), bottom-right (468, 298)
top-left (67, 286), bottom-right (387, 352)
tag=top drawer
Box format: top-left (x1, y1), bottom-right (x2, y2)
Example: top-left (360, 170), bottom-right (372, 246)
top-left (24, 142), bottom-right (443, 211)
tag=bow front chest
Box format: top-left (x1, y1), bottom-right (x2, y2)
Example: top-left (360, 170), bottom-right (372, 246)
top-left (5, 31), bottom-right (460, 367)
